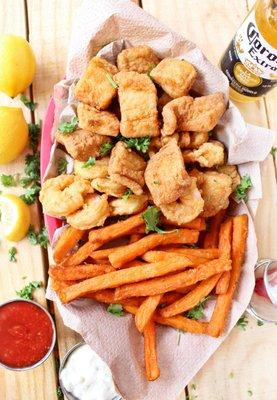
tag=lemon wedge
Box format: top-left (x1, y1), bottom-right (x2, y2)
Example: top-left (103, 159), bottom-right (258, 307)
top-left (0, 194), bottom-right (31, 241)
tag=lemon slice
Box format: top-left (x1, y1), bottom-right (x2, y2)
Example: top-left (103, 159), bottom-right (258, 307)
top-left (0, 194), bottom-right (31, 241)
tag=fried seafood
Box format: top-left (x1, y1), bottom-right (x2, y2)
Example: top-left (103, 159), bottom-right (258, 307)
top-left (74, 56), bottom-right (118, 109)
top-left (162, 93), bottom-right (226, 136)
top-left (216, 165), bottom-right (241, 192)
top-left (114, 71), bottom-right (159, 138)
top-left (55, 129), bottom-right (109, 161)
top-left (109, 142), bottom-right (146, 195)
top-left (183, 140), bottom-right (225, 168)
top-left (150, 58), bottom-right (197, 98)
top-left (200, 171), bottom-right (232, 217)
top-left (66, 194), bottom-right (110, 230)
top-left (160, 178), bottom-right (204, 225)
top-left (157, 92), bottom-right (173, 113)
top-left (39, 175), bottom-right (92, 217)
top-left (92, 177), bottom-right (127, 197)
top-left (145, 139), bottom-right (191, 206)
top-left (178, 132), bottom-right (191, 148)
top-left (74, 157), bottom-right (109, 180)
top-left (187, 131), bottom-right (209, 149)
top-left (110, 194), bottom-right (148, 216)
top-left (117, 45), bottom-right (160, 73)
top-left (77, 103), bottom-right (120, 137)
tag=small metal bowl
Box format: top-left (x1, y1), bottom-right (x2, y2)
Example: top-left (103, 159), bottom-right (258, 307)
top-left (0, 298), bottom-right (56, 372)
top-left (59, 342), bottom-right (123, 400)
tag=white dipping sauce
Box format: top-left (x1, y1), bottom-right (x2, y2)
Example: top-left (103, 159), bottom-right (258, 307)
top-left (60, 344), bottom-right (118, 400)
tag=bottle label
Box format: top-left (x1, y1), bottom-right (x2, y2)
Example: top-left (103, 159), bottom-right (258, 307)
top-left (221, 10), bottom-right (277, 97)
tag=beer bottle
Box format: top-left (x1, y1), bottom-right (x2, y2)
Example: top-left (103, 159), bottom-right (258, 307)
top-left (221, 0), bottom-right (277, 102)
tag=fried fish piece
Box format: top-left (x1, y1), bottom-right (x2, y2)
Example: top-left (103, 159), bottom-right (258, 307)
top-left (110, 194), bottom-right (148, 216)
top-left (77, 103), bottom-right (119, 137)
top-left (188, 131), bottom-right (209, 149)
top-left (150, 58), bottom-right (197, 98)
top-left (183, 140), bottom-right (225, 168)
top-left (108, 142), bottom-right (147, 195)
top-left (74, 157), bottom-right (109, 180)
top-left (117, 45), bottom-right (160, 73)
top-left (145, 138), bottom-right (191, 206)
top-left (157, 92), bottom-right (173, 113)
top-left (55, 129), bottom-right (109, 161)
top-left (162, 93), bottom-right (226, 136)
top-left (114, 71), bottom-right (159, 138)
top-left (74, 57), bottom-right (118, 109)
top-left (216, 164), bottom-right (241, 192)
top-left (200, 171), bottom-right (232, 217)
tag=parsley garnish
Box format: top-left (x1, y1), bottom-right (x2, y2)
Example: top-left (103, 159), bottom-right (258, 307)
top-left (58, 157), bottom-right (68, 174)
top-left (20, 183), bottom-right (40, 205)
top-left (58, 116), bottom-right (78, 134)
top-left (142, 206), bottom-right (167, 234)
top-left (153, 180), bottom-right (161, 185)
top-left (20, 94), bottom-right (37, 111)
top-left (82, 156), bottom-right (96, 168)
top-left (0, 174), bottom-right (17, 187)
top-left (27, 226), bottom-right (49, 249)
top-left (107, 303), bottom-right (124, 316)
top-left (121, 136), bottom-right (150, 153)
top-left (235, 174), bottom-right (252, 201)
top-left (257, 319), bottom-right (264, 326)
top-left (122, 188), bottom-right (133, 200)
top-left (270, 146), bottom-right (276, 160)
top-left (191, 384), bottom-right (197, 390)
top-left (236, 314), bottom-right (249, 330)
top-left (8, 247), bottom-right (17, 262)
top-left (56, 386), bottom-right (63, 400)
top-left (247, 390), bottom-right (253, 397)
top-left (16, 281), bottom-right (41, 300)
top-left (20, 153), bottom-right (41, 204)
top-left (186, 296), bottom-right (210, 320)
top-left (28, 123), bottom-right (41, 151)
top-left (146, 63), bottom-right (156, 79)
top-left (100, 142), bottom-right (114, 156)
top-left (105, 73), bottom-right (118, 89)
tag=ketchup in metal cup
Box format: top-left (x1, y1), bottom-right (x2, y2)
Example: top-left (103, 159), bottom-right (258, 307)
top-left (0, 300), bottom-right (54, 369)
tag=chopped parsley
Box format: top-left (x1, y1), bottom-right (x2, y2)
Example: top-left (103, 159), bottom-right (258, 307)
top-left (257, 319), bottom-right (264, 326)
top-left (56, 386), bottom-right (63, 400)
top-left (16, 281), bottom-right (42, 300)
top-left (28, 123), bottom-right (41, 151)
top-left (20, 94), bottom-right (37, 111)
top-left (122, 188), bottom-right (133, 200)
top-left (142, 206), bottom-right (167, 234)
top-left (146, 63), bottom-right (156, 79)
top-left (100, 142), bottom-right (114, 156)
top-left (270, 146), bottom-right (276, 160)
top-left (236, 314), bottom-right (249, 330)
top-left (8, 247), bottom-right (17, 262)
top-left (20, 183), bottom-right (40, 205)
top-left (153, 180), bottom-right (161, 185)
top-left (191, 383), bottom-right (197, 390)
top-left (247, 390), bottom-right (253, 397)
top-left (105, 73), bottom-right (118, 89)
top-left (27, 226), bottom-right (49, 249)
top-left (0, 174), bottom-right (18, 187)
top-left (82, 156), bottom-right (96, 168)
top-left (235, 175), bottom-right (252, 201)
top-left (58, 116), bottom-right (78, 134)
top-left (107, 303), bottom-right (124, 316)
top-left (20, 153), bottom-right (41, 204)
top-left (121, 136), bottom-right (150, 153)
top-left (58, 157), bottom-right (68, 174)
top-left (186, 296), bottom-right (210, 320)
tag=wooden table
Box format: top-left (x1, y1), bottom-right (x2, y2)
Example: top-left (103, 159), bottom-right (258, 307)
top-left (0, 1), bottom-right (276, 399)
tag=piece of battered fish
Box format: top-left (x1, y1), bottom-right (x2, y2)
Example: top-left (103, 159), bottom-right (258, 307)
top-left (117, 45), bottom-right (160, 73)
top-left (55, 129), bottom-right (110, 161)
top-left (114, 71), bottom-right (159, 138)
top-left (109, 142), bottom-right (147, 195)
top-left (75, 57), bottom-right (118, 109)
top-left (150, 58), bottom-right (197, 98)
top-left (162, 93), bottom-right (226, 136)
top-left (183, 140), bottom-right (225, 168)
top-left (145, 138), bottom-right (191, 206)
top-left (77, 103), bottom-right (119, 137)
top-left (200, 171), bottom-right (232, 217)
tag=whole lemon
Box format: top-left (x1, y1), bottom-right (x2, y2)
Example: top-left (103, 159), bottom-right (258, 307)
top-left (0, 34), bottom-right (36, 97)
top-left (0, 106), bottom-right (28, 164)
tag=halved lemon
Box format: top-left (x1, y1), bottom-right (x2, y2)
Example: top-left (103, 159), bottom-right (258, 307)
top-left (0, 194), bottom-right (31, 241)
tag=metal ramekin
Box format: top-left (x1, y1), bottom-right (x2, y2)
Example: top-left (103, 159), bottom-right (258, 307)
top-left (0, 298), bottom-right (56, 371)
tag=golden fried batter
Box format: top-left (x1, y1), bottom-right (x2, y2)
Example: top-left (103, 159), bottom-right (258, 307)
top-left (217, 165), bottom-right (241, 192)
top-left (110, 194), bottom-right (148, 216)
top-left (108, 142), bottom-right (147, 195)
top-left (117, 45), bottom-right (160, 73)
top-left (145, 139), bottom-right (191, 206)
top-left (74, 57), bottom-right (118, 109)
top-left (188, 131), bottom-right (209, 149)
top-left (200, 171), bottom-right (232, 217)
top-left (55, 129), bottom-right (109, 161)
top-left (183, 140), bottom-right (225, 168)
top-left (74, 157), bottom-right (109, 180)
top-left (77, 103), bottom-right (119, 137)
top-left (92, 177), bottom-right (127, 198)
top-left (157, 92), bottom-right (173, 113)
top-left (162, 93), bottom-right (226, 136)
top-left (151, 58), bottom-right (197, 98)
top-left (114, 71), bottom-right (159, 138)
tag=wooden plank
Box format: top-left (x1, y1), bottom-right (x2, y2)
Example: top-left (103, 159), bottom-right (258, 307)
top-left (0, 1), bottom-right (57, 399)
top-left (142, 1), bottom-right (277, 399)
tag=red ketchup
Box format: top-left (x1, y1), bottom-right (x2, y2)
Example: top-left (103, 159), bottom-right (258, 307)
top-left (0, 301), bottom-right (54, 369)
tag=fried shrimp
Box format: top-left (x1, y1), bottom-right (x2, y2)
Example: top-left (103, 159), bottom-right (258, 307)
top-left (110, 194), bottom-right (148, 216)
top-left (66, 194), bottom-right (110, 230)
top-left (92, 177), bottom-right (127, 198)
top-left (183, 140), bottom-right (225, 168)
top-left (216, 164), bottom-right (241, 191)
top-left (160, 178), bottom-right (204, 225)
top-left (200, 171), bottom-right (232, 217)
top-left (39, 175), bottom-right (92, 217)
top-left (74, 158), bottom-right (109, 180)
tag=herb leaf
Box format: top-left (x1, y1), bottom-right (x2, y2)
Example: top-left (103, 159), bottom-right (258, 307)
top-left (146, 63), bottom-right (157, 79)
top-left (121, 136), bottom-right (150, 153)
top-left (20, 94), bottom-right (37, 111)
top-left (56, 386), bottom-right (63, 400)
top-left (28, 123), bottom-right (41, 152)
top-left (100, 142), bottom-right (114, 156)
top-left (270, 146), bottom-right (276, 159)
top-left (16, 281), bottom-right (41, 300)
top-left (142, 206), bottom-right (167, 234)
top-left (58, 157), bottom-right (68, 174)
top-left (186, 296), bottom-right (210, 320)
top-left (236, 314), bottom-right (248, 330)
top-left (247, 390), bottom-right (253, 397)
top-left (58, 116), bottom-right (78, 134)
top-left (257, 319), bottom-right (264, 326)
top-left (235, 174), bottom-right (252, 201)
top-left (20, 153), bottom-right (41, 204)
top-left (8, 247), bottom-right (17, 262)
top-left (82, 156), bottom-right (96, 168)
top-left (0, 174), bottom-right (17, 187)
top-left (27, 226), bottom-right (49, 249)
top-left (105, 73), bottom-right (118, 89)
top-left (20, 183), bottom-right (40, 205)
top-left (107, 303), bottom-right (124, 316)
top-left (122, 188), bottom-right (133, 200)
